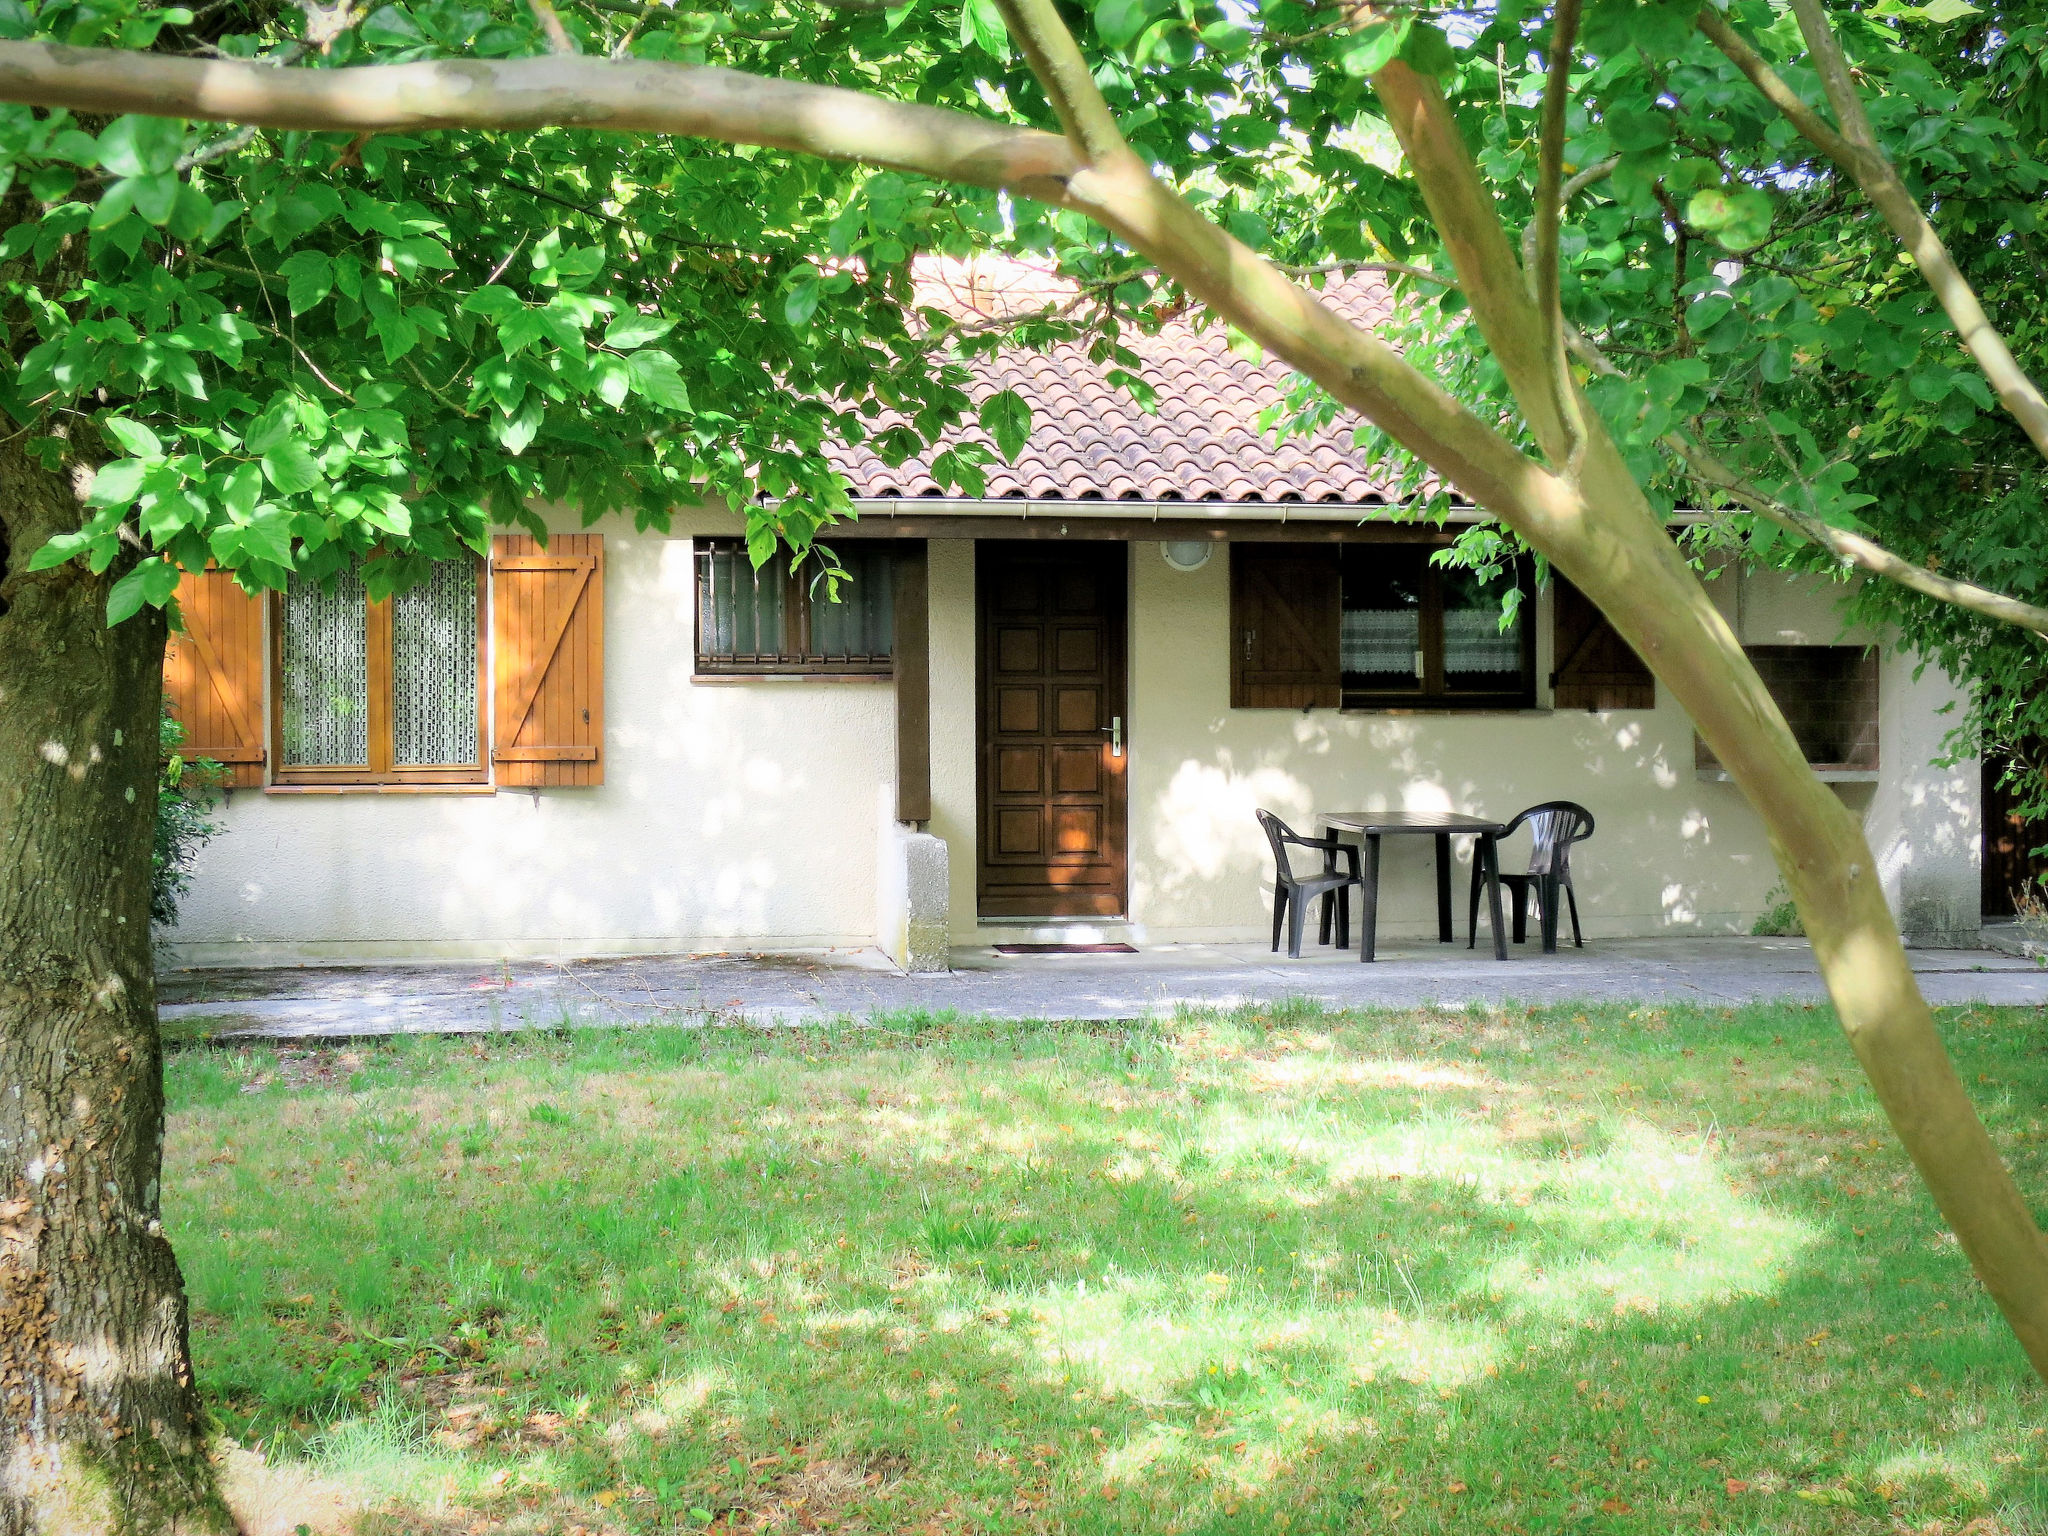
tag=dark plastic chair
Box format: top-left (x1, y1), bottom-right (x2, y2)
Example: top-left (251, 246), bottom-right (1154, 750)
top-left (1467, 801), bottom-right (1595, 951)
top-left (1257, 809), bottom-right (1364, 958)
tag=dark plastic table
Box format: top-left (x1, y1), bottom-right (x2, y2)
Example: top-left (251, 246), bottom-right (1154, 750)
top-left (1316, 811), bottom-right (1509, 962)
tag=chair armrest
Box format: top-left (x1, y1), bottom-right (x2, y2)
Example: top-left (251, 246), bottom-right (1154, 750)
top-left (1279, 829), bottom-right (1344, 852)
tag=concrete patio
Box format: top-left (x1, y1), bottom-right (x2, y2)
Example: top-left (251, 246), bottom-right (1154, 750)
top-left (157, 934), bottom-right (2048, 1040)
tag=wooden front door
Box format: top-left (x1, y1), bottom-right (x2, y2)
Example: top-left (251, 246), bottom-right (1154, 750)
top-left (977, 542), bottom-right (1128, 918)
top-left (1983, 743), bottom-right (2048, 918)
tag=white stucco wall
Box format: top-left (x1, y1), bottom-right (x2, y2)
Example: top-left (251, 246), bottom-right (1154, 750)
top-left (1114, 542), bottom-right (1776, 940)
top-left (1868, 647), bottom-right (1979, 945)
top-left (168, 522), bottom-right (1979, 962)
top-left (168, 509), bottom-right (895, 962)
top-left (938, 542), bottom-right (1975, 946)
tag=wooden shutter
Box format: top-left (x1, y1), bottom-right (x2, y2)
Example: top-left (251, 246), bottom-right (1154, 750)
top-left (1550, 574), bottom-right (1655, 710)
top-left (1230, 544), bottom-right (1340, 708)
top-left (491, 533), bottom-right (604, 786)
top-left (163, 568), bottom-right (266, 787)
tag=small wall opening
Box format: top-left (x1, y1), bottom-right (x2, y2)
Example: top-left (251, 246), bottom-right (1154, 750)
top-left (1697, 646), bottom-right (1878, 773)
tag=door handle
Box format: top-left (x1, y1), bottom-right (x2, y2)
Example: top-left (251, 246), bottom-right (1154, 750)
top-left (1103, 715), bottom-right (1123, 758)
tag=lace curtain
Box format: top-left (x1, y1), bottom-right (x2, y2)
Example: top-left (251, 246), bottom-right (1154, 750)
top-left (1341, 608), bottom-right (1421, 679)
top-left (280, 557), bottom-right (477, 768)
top-left (393, 561), bottom-right (478, 765)
top-left (280, 562), bottom-right (370, 766)
top-left (1442, 609), bottom-right (1521, 675)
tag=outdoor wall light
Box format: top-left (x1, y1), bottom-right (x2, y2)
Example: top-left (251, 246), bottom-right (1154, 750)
top-left (1161, 539), bottom-right (1214, 572)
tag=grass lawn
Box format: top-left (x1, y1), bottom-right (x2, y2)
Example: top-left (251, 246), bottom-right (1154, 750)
top-left (165, 1002), bottom-right (2048, 1535)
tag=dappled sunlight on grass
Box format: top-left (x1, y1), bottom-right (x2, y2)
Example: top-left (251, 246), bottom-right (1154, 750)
top-left (298, 1404), bottom-right (492, 1515)
top-left (1464, 1120), bottom-right (1811, 1327)
top-left (163, 1004), bottom-right (2048, 1534)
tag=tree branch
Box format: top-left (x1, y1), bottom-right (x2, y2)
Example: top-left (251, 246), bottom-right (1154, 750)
top-left (1564, 326), bottom-right (2048, 639)
top-left (989, 0), bottom-right (1133, 167)
top-left (527, 0), bottom-right (579, 54)
top-left (1280, 257), bottom-right (1458, 287)
top-left (0, 44), bottom-right (1082, 196)
top-left (1532, 0), bottom-right (1581, 464)
top-left (1699, 5), bottom-right (2048, 466)
top-left (1370, 59), bottom-right (1580, 472)
top-left (1517, 155), bottom-right (1616, 274)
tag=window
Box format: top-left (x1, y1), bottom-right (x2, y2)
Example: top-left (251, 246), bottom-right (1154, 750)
top-left (1696, 645), bottom-right (1877, 772)
top-left (272, 555), bottom-right (487, 785)
top-left (1231, 541), bottom-right (1539, 711)
top-left (1338, 545), bottom-right (1534, 708)
top-left (694, 539), bottom-right (895, 676)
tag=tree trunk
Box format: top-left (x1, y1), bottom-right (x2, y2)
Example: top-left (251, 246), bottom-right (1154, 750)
top-left (0, 437), bottom-right (231, 1535)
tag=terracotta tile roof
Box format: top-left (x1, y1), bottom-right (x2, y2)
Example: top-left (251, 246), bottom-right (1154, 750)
top-left (827, 260), bottom-right (1421, 506)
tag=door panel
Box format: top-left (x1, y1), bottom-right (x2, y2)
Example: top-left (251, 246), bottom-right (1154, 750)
top-left (1984, 743), bottom-right (2048, 918)
top-left (978, 542), bottom-right (1128, 918)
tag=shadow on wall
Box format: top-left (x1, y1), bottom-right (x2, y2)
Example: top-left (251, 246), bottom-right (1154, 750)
top-left (1876, 769), bottom-right (1979, 944)
top-left (1133, 709), bottom-right (1773, 937)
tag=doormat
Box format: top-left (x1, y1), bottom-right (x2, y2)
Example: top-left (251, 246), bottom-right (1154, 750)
top-left (993, 942), bottom-right (1139, 955)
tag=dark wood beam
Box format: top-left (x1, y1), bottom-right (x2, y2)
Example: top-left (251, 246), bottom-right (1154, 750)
top-left (836, 515), bottom-right (1465, 543)
top-left (892, 542), bottom-right (931, 824)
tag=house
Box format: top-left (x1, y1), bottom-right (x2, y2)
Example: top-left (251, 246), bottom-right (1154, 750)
top-left (161, 270), bottom-right (1982, 970)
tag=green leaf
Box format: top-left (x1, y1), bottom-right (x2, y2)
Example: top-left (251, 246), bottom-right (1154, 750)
top-left (261, 441), bottom-right (322, 495)
top-left (626, 350), bottom-right (693, 412)
top-left (1685, 292), bottom-right (1735, 336)
top-left (27, 532), bottom-right (90, 571)
top-left (497, 309), bottom-right (550, 355)
top-left (280, 252), bottom-right (335, 315)
top-left (960, 0), bottom-right (1009, 56)
top-left (463, 284), bottom-right (526, 322)
top-left (128, 172), bottom-right (179, 226)
top-left (220, 463), bottom-right (263, 520)
top-left (360, 4), bottom-right (424, 44)
top-left (97, 116), bottom-right (185, 178)
top-left (784, 275), bottom-right (821, 328)
top-left (388, 235), bottom-right (456, 275)
top-left (593, 357), bottom-right (631, 409)
top-left (372, 306), bottom-right (421, 363)
top-left (978, 389), bottom-right (1032, 462)
top-left (105, 560), bottom-right (180, 626)
top-left (1396, 19), bottom-right (1455, 77)
top-left (102, 418), bottom-right (162, 457)
top-left (604, 312), bottom-right (677, 349)
top-left (1685, 186), bottom-right (1774, 252)
top-left (1338, 18), bottom-right (1408, 75)
top-left (1199, 19), bottom-right (1249, 54)
top-left (166, 181), bottom-right (214, 241)
top-left (86, 459), bottom-right (148, 510)
top-left (1908, 366), bottom-right (1954, 402)
top-left (89, 181), bottom-right (135, 231)
top-left (222, 507), bottom-right (295, 567)
top-left (29, 165), bottom-right (75, 202)
top-left (142, 488), bottom-right (205, 547)
top-left (160, 351), bottom-right (208, 399)
top-left (244, 400), bottom-right (296, 456)
top-left (1094, 0), bottom-right (1152, 47)
top-left (1952, 371), bottom-right (1995, 410)
top-left (497, 397), bottom-right (544, 455)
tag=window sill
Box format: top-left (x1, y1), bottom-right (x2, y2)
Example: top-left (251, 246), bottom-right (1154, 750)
top-left (1338, 705), bottom-right (1551, 717)
top-left (1696, 766), bottom-right (1878, 783)
top-left (692, 671), bottom-right (893, 684)
top-left (266, 783), bottom-right (498, 795)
